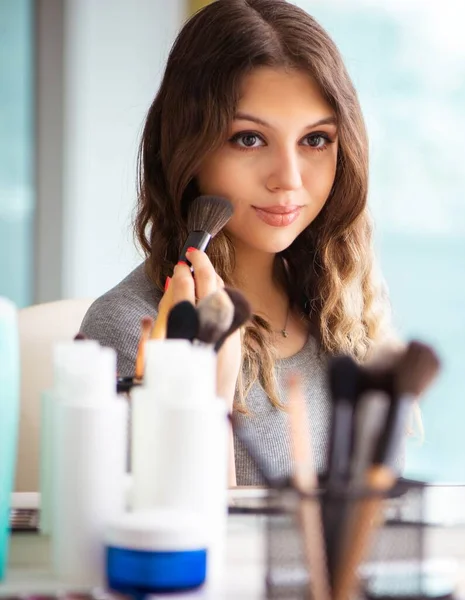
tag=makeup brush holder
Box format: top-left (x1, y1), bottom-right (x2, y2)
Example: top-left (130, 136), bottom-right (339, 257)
top-left (362, 479), bottom-right (460, 600)
top-left (264, 479), bottom-right (460, 600)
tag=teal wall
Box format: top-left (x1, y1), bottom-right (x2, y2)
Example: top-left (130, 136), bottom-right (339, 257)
top-left (300, 1), bottom-right (465, 481)
top-left (0, 0), bottom-right (34, 308)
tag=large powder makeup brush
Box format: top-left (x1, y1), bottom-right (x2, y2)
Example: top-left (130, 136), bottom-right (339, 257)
top-left (334, 341), bottom-right (441, 600)
top-left (179, 195), bottom-right (234, 264)
top-left (196, 289), bottom-right (235, 345)
top-left (151, 195), bottom-right (234, 340)
top-left (134, 316), bottom-right (154, 380)
top-left (214, 287), bottom-right (252, 352)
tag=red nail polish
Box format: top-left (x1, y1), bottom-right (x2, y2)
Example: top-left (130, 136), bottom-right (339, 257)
top-left (177, 260), bottom-right (187, 266)
top-left (186, 247), bottom-right (197, 253)
top-left (164, 276), bottom-right (171, 291)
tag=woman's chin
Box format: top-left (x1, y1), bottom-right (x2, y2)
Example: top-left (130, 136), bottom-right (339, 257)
top-left (239, 234), bottom-right (298, 255)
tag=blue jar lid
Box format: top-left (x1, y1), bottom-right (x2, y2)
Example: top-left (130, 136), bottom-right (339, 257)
top-left (106, 546), bottom-right (207, 593)
top-left (105, 508), bottom-right (208, 593)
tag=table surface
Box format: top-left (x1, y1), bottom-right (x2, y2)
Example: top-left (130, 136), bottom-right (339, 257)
top-left (3, 515), bottom-right (266, 600)
top-left (3, 486), bottom-right (465, 599)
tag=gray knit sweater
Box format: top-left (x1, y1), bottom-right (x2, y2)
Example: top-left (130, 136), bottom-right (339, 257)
top-left (80, 263), bottom-right (331, 485)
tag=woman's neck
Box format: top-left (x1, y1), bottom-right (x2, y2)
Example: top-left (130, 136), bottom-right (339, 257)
top-left (231, 242), bottom-right (310, 358)
top-left (232, 244), bottom-right (287, 318)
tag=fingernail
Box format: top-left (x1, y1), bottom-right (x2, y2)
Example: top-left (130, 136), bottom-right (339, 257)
top-left (186, 247), bottom-right (197, 253)
top-left (177, 260), bottom-right (187, 266)
top-left (164, 276), bottom-right (171, 291)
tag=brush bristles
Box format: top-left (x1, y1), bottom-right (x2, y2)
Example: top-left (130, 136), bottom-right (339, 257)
top-left (395, 340), bottom-right (440, 398)
top-left (167, 301), bottom-right (199, 341)
top-left (214, 287), bottom-right (252, 351)
top-left (196, 289), bottom-right (234, 345)
top-left (187, 195), bottom-right (234, 237)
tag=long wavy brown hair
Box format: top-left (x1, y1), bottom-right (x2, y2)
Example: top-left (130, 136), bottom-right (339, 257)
top-left (135, 0), bottom-right (395, 410)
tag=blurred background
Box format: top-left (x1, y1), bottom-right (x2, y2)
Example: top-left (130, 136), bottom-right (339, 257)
top-left (0, 0), bottom-right (464, 482)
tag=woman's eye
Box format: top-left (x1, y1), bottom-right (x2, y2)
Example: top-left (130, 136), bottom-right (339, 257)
top-left (230, 132), bottom-right (265, 149)
top-left (303, 133), bottom-right (331, 149)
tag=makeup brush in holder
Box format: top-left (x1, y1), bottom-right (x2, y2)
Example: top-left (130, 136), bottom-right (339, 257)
top-left (135, 316), bottom-right (154, 380)
top-left (334, 341), bottom-right (441, 600)
top-left (165, 286), bottom-right (251, 351)
top-left (323, 354), bottom-right (362, 587)
top-left (166, 300), bottom-right (199, 341)
top-left (196, 289), bottom-right (235, 345)
top-left (288, 373), bottom-right (331, 600)
top-left (234, 338), bottom-right (440, 600)
top-left (215, 287), bottom-right (252, 351)
top-left (151, 195), bottom-right (234, 340)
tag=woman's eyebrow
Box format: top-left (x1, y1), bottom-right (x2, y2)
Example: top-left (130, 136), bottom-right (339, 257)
top-left (234, 112), bottom-right (338, 129)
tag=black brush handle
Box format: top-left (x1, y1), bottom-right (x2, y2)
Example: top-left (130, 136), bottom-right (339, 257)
top-left (179, 231), bottom-right (212, 264)
top-left (327, 399), bottom-right (354, 486)
top-left (373, 394), bottom-right (413, 470)
top-left (324, 356), bottom-right (360, 588)
top-left (214, 324), bottom-right (236, 353)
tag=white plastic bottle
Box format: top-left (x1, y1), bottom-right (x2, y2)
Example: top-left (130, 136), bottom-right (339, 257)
top-left (40, 340), bottom-right (100, 535)
top-left (131, 339), bottom-right (229, 584)
top-left (51, 344), bottom-right (127, 586)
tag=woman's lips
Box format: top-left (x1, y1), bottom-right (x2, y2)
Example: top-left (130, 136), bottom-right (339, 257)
top-left (253, 205), bottom-right (302, 227)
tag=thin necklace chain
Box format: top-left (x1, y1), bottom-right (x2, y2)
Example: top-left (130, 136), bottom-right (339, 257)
top-left (279, 303), bottom-right (291, 338)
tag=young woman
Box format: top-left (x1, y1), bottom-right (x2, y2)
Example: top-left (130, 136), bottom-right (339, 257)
top-left (80, 0), bottom-right (396, 486)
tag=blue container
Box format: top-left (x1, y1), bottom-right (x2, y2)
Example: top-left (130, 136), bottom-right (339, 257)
top-left (105, 508), bottom-right (207, 594)
top-left (0, 298), bottom-right (20, 581)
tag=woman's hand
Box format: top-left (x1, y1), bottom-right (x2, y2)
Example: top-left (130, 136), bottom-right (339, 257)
top-left (159, 249), bottom-right (242, 411)
top-left (159, 250), bottom-right (241, 487)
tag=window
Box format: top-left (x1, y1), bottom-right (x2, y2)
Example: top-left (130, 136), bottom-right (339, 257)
top-left (0, 0), bottom-right (34, 308)
top-left (298, 0), bottom-right (465, 481)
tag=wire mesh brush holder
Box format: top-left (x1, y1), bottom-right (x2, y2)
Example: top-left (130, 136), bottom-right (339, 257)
top-left (264, 479), bottom-right (460, 600)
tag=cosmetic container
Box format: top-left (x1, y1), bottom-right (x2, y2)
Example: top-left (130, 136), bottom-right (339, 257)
top-left (39, 341), bottom-right (100, 535)
top-left (105, 508), bottom-right (207, 593)
top-left (131, 340), bottom-right (228, 583)
top-left (51, 344), bottom-right (127, 586)
top-left (0, 298), bottom-right (20, 581)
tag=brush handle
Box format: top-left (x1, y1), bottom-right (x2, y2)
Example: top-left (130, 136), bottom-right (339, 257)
top-left (298, 497), bottom-right (331, 600)
top-left (214, 328), bottom-right (233, 352)
top-left (151, 283), bottom-right (174, 339)
top-left (323, 396), bottom-right (355, 583)
top-left (287, 375), bottom-right (331, 600)
top-left (334, 465), bottom-right (395, 600)
top-left (135, 329), bottom-right (151, 380)
top-left (179, 231), bottom-right (212, 264)
top-left (373, 393), bottom-right (414, 469)
top-left (327, 398), bottom-right (354, 485)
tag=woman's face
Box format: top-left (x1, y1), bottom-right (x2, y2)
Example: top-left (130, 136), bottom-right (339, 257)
top-left (197, 67), bottom-right (338, 255)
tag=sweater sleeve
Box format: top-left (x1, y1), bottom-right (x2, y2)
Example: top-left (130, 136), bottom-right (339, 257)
top-left (80, 289), bottom-right (158, 377)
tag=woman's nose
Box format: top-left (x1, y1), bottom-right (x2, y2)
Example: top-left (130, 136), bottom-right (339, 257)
top-left (265, 147), bottom-right (303, 192)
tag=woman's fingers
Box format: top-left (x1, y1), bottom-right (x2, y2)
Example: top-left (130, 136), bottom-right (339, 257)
top-left (163, 250), bottom-right (222, 313)
top-left (185, 248), bottom-right (218, 300)
top-left (170, 262), bottom-right (196, 305)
